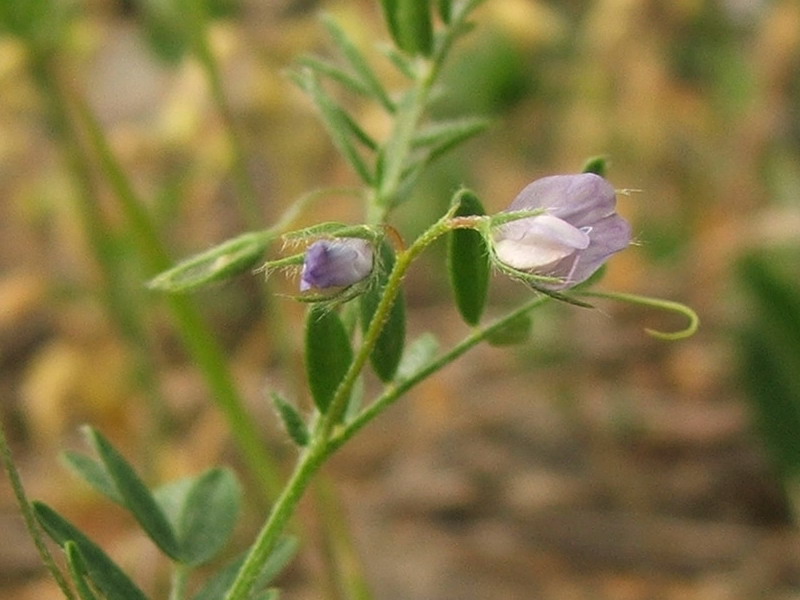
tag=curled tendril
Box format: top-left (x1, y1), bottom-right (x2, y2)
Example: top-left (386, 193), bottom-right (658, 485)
top-left (577, 291), bottom-right (699, 340)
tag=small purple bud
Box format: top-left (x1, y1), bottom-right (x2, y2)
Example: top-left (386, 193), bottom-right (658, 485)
top-left (494, 174), bottom-right (632, 289)
top-left (300, 238), bottom-right (374, 292)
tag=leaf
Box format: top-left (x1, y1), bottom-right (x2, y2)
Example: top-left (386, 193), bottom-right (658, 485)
top-left (281, 222), bottom-right (352, 242)
top-left (147, 232), bottom-right (271, 293)
top-left (412, 117), bottom-right (490, 151)
top-left (192, 537), bottom-right (299, 600)
top-left (34, 502), bottom-right (149, 600)
top-left (85, 427), bottom-right (181, 560)
top-left (175, 468), bottom-right (241, 566)
top-left (291, 70), bottom-right (374, 184)
top-left (739, 253), bottom-right (800, 478)
top-left (448, 190), bottom-right (489, 325)
top-left (134, 0), bottom-right (192, 64)
top-left (396, 333), bottom-right (440, 381)
top-left (437, 0), bottom-right (453, 23)
top-left (381, 0), bottom-right (434, 57)
top-left (740, 253), bottom-right (800, 348)
top-left (740, 329), bottom-right (800, 478)
top-left (154, 477), bottom-right (194, 527)
top-left (581, 155), bottom-right (608, 176)
top-left (406, 117), bottom-right (490, 174)
top-left (293, 59), bottom-right (380, 151)
top-left (62, 451), bottom-right (122, 504)
top-left (380, 45), bottom-right (417, 79)
top-left (305, 306), bottom-right (354, 413)
top-left (486, 312), bottom-right (532, 346)
top-left (297, 55), bottom-right (373, 100)
top-left (65, 542), bottom-right (101, 600)
top-left (0, 0), bottom-right (72, 51)
top-left (272, 392), bottom-right (310, 447)
top-left (319, 14), bottom-right (394, 112)
top-left (360, 241), bottom-right (406, 382)
top-left (249, 536), bottom-right (299, 594)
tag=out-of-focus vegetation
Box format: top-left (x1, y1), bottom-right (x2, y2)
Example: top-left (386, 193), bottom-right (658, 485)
top-left (2, 0), bottom-right (800, 598)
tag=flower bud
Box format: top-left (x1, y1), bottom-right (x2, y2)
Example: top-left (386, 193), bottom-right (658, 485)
top-left (494, 174), bottom-right (631, 289)
top-left (300, 238), bottom-right (374, 291)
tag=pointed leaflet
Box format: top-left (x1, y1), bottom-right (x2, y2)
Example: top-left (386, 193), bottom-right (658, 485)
top-left (86, 427), bottom-right (181, 560)
top-left (360, 240), bottom-right (406, 382)
top-left (34, 502), bottom-right (149, 600)
top-left (272, 392), bottom-right (310, 447)
top-left (448, 190), bottom-right (489, 325)
top-left (306, 306), bottom-right (354, 413)
top-left (147, 232), bottom-right (271, 293)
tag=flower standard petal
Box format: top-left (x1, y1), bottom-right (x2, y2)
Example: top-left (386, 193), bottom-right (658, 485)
top-left (508, 173), bottom-right (618, 227)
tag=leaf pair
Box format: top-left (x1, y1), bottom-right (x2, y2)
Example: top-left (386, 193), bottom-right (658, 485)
top-left (60, 427), bottom-right (240, 567)
top-left (36, 501), bottom-right (294, 600)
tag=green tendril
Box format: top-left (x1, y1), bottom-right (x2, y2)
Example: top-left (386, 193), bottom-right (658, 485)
top-left (578, 290), bottom-right (699, 340)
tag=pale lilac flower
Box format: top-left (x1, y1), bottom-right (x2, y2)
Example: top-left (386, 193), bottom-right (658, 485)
top-left (300, 238), bottom-right (374, 291)
top-left (494, 174), bottom-right (632, 289)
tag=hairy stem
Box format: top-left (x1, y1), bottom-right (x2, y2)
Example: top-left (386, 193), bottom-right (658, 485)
top-left (0, 424), bottom-right (77, 600)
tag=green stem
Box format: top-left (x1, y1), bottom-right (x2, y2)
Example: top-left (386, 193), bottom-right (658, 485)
top-left (186, 0), bottom-right (261, 228)
top-left (332, 294), bottom-right (549, 451)
top-left (369, 1), bottom-right (483, 221)
top-left (224, 287), bottom-right (551, 600)
top-left (314, 478), bottom-right (374, 600)
top-left (169, 564), bottom-right (190, 600)
top-left (374, 65), bottom-right (432, 215)
top-left (222, 443), bottom-right (328, 600)
top-left (577, 290), bottom-right (699, 340)
top-left (0, 423), bottom-right (78, 600)
top-left (31, 59), bottom-right (174, 453)
top-left (321, 210), bottom-right (456, 435)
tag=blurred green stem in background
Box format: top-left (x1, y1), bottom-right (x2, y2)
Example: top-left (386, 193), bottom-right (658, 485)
top-left (27, 50), bottom-right (282, 500)
top-left (180, 0), bottom-right (262, 228)
top-left (30, 56), bottom-right (174, 461)
top-left (0, 424), bottom-right (77, 600)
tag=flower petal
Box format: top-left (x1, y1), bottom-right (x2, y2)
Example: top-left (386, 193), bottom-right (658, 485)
top-left (300, 239), bottom-right (374, 291)
top-left (508, 173), bottom-right (618, 228)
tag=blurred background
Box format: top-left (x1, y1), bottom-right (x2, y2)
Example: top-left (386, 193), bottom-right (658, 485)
top-left (2, 0), bottom-right (800, 598)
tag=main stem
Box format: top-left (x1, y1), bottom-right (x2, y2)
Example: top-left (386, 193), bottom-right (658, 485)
top-left (223, 217), bottom-right (448, 600)
top-left (222, 442), bottom-right (327, 600)
top-left (223, 214), bottom-right (555, 600)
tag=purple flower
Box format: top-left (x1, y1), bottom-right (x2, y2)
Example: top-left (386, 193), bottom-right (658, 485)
top-left (494, 174), bottom-right (632, 289)
top-left (300, 238), bottom-right (374, 291)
